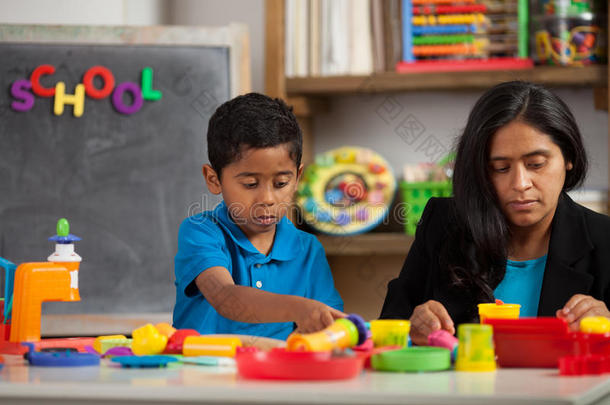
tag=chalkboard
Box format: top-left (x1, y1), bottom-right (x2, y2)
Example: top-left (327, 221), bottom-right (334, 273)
top-left (0, 25), bottom-right (249, 314)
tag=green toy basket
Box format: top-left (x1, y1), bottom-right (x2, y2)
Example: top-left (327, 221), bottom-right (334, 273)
top-left (400, 181), bottom-right (452, 235)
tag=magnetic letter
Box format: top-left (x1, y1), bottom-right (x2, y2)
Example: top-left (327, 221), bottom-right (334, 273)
top-left (54, 82), bottom-right (85, 117)
top-left (83, 66), bottom-right (115, 99)
top-left (112, 82), bottom-right (144, 115)
top-left (140, 67), bottom-right (162, 101)
top-left (30, 65), bottom-right (56, 97)
top-left (10, 79), bottom-right (35, 112)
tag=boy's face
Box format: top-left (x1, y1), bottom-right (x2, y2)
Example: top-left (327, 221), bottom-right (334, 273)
top-left (203, 144), bottom-right (303, 238)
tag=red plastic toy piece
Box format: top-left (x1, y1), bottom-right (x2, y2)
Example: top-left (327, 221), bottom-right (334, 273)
top-left (559, 355), bottom-right (610, 376)
top-left (163, 329), bottom-right (200, 354)
top-left (485, 317), bottom-right (610, 368)
top-left (35, 337), bottom-right (96, 353)
top-left (236, 348), bottom-right (364, 380)
top-left (396, 58), bottom-right (534, 73)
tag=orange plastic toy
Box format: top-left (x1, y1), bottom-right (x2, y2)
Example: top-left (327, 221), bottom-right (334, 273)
top-left (9, 218), bottom-right (82, 343)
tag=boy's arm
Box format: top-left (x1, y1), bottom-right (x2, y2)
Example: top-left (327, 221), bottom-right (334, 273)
top-left (195, 266), bottom-right (345, 333)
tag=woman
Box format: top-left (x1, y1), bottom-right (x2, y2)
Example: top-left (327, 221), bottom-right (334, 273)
top-left (381, 81), bottom-right (610, 345)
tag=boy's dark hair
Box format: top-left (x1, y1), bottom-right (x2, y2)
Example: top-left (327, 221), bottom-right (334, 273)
top-left (207, 92), bottom-right (303, 178)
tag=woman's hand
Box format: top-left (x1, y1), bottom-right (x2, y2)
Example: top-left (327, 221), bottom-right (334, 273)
top-left (409, 300), bottom-right (455, 346)
top-left (556, 294), bottom-right (610, 331)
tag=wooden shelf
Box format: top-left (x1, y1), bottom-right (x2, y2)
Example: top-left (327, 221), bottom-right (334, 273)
top-left (287, 65), bottom-right (608, 95)
top-left (318, 232), bottom-right (414, 256)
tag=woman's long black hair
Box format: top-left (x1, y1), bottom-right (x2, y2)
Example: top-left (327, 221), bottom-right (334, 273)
top-left (441, 81), bottom-right (588, 307)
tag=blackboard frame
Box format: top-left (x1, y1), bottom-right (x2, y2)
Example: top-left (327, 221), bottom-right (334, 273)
top-left (0, 24), bottom-right (250, 97)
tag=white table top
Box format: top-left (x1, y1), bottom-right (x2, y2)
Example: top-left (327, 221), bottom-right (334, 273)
top-left (1, 354), bottom-right (610, 405)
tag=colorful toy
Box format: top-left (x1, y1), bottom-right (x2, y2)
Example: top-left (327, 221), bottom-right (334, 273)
top-left (478, 300), bottom-right (521, 323)
top-left (155, 323), bottom-right (177, 338)
top-left (23, 342), bottom-right (99, 367)
top-left (559, 354), bottom-right (610, 376)
top-left (182, 336), bottom-right (242, 357)
top-left (484, 317), bottom-right (610, 368)
top-left (34, 337), bottom-right (95, 353)
top-left (455, 323), bottom-right (496, 372)
top-left (164, 329), bottom-right (200, 354)
top-left (399, 0), bottom-right (531, 71)
top-left (8, 219), bottom-right (82, 343)
top-left (371, 346), bottom-right (451, 372)
top-left (10, 64), bottom-right (162, 117)
top-left (580, 316), bottom-right (610, 334)
top-left (235, 348), bottom-right (364, 380)
top-left (131, 324), bottom-right (168, 355)
top-left (101, 347), bottom-right (134, 357)
top-left (400, 155), bottom-right (454, 235)
top-left (0, 257), bottom-right (16, 326)
top-left (180, 355), bottom-right (236, 367)
top-left (538, 0), bottom-right (599, 17)
top-left (111, 355), bottom-right (178, 368)
top-left (531, 0), bottom-right (606, 66)
top-left (369, 319), bottom-right (411, 348)
top-left (286, 314), bottom-right (367, 352)
top-left (296, 147), bottom-right (396, 235)
top-left (428, 329), bottom-right (459, 361)
top-left (92, 335), bottom-right (132, 355)
top-left (533, 15), bottom-right (605, 66)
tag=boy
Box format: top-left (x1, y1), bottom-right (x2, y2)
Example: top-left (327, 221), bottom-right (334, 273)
top-left (173, 93), bottom-right (344, 340)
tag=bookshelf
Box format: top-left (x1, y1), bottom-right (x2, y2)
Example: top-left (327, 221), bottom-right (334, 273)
top-left (318, 232), bottom-right (414, 256)
top-left (286, 66), bottom-right (607, 94)
top-left (265, 0), bottom-right (610, 257)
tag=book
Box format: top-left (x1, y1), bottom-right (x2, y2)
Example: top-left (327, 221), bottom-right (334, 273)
top-left (383, 0), bottom-right (403, 71)
top-left (310, 0), bottom-right (321, 76)
top-left (349, 0), bottom-right (374, 75)
top-left (371, 0), bottom-right (387, 72)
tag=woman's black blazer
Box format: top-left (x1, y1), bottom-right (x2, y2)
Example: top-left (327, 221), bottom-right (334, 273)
top-left (380, 193), bottom-right (610, 324)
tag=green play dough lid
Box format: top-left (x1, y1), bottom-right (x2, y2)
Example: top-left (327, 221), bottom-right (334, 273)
top-left (335, 318), bottom-right (359, 346)
top-left (371, 347), bottom-right (451, 372)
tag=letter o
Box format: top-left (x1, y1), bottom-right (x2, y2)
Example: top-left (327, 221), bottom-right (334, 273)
top-left (83, 66), bottom-right (115, 99)
top-left (112, 82), bottom-right (144, 115)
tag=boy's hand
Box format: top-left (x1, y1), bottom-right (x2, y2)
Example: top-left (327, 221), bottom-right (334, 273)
top-left (409, 300), bottom-right (455, 346)
top-left (293, 298), bottom-right (346, 334)
top-left (556, 294), bottom-right (610, 331)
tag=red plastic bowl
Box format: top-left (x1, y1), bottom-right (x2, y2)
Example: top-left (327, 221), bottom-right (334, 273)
top-left (485, 318), bottom-right (610, 368)
top-left (236, 348), bottom-right (364, 380)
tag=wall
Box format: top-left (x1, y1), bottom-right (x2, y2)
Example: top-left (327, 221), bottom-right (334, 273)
top-left (168, 0), bottom-right (265, 93)
top-left (314, 89), bottom-right (609, 192)
top-left (0, 0), bottom-right (168, 25)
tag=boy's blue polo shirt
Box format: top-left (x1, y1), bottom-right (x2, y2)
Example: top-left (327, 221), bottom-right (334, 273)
top-left (173, 201), bottom-right (344, 340)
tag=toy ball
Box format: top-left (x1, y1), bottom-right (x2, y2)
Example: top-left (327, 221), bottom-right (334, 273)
top-left (297, 146), bottom-right (396, 235)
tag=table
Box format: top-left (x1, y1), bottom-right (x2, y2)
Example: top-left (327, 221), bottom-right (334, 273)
top-left (1, 354), bottom-right (610, 405)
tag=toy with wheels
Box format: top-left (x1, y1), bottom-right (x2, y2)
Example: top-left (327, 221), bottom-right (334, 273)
top-left (296, 146), bottom-right (396, 235)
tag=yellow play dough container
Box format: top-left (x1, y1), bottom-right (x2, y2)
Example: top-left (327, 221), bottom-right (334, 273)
top-left (370, 319), bottom-right (411, 348)
top-left (478, 303), bottom-right (521, 323)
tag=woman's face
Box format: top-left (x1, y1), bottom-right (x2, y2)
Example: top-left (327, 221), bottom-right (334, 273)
top-left (488, 120), bottom-right (573, 229)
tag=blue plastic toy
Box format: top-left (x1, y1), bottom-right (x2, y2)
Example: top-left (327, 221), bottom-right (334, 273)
top-left (111, 355), bottom-right (179, 368)
top-left (23, 343), bottom-right (100, 367)
top-left (0, 257), bottom-right (16, 323)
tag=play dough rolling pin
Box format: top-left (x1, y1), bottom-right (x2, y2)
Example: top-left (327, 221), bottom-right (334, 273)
top-left (286, 314), bottom-right (367, 351)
